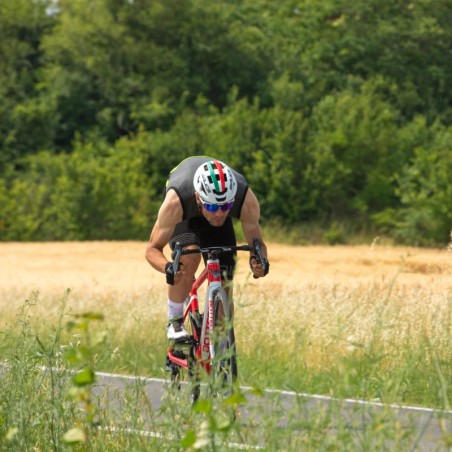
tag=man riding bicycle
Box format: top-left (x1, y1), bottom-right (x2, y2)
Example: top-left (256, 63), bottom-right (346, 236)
top-left (145, 156), bottom-right (269, 340)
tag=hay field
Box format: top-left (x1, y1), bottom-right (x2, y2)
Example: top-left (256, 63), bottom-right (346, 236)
top-left (1, 241), bottom-right (451, 382)
top-left (1, 240), bottom-right (450, 296)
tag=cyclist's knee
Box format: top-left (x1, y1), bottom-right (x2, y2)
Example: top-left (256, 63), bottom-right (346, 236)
top-left (180, 248), bottom-right (201, 276)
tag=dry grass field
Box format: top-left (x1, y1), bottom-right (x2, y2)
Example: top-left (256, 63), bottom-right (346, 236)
top-left (1, 241), bottom-right (451, 404)
top-left (1, 241), bottom-right (450, 296)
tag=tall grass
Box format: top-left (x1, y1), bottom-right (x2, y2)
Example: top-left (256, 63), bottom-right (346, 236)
top-left (238, 280), bottom-right (451, 407)
top-left (1, 276), bottom-right (451, 450)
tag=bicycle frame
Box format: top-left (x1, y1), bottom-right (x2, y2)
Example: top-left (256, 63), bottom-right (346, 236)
top-left (166, 239), bottom-right (266, 386)
top-left (167, 255), bottom-right (226, 376)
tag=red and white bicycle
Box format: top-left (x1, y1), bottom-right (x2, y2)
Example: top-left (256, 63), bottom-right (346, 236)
top-left (166, 238), bottom-right (267, 403)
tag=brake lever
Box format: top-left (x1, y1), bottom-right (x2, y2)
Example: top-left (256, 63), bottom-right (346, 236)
top-left (252, 237), bottom-right (268, 276)
top-left (171, 242), bottom-right (182, 274)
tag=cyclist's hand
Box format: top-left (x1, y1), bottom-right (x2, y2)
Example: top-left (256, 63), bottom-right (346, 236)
top-left (165, 262), bottom-right (185, 285)
top-left (249, 256), bottom-right (269, 279)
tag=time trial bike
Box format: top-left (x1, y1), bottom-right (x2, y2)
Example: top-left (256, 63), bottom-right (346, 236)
top-left (165, 237), bottom-right (267, 404)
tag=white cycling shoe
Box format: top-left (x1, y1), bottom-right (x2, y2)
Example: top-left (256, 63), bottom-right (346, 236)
top-left (166, 318), bottom-right (190, 341)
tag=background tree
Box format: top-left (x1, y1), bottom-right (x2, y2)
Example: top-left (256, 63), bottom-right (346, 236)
top-left (0, 0), bottom-right (55, 170)
top-left (0, 0), bottom-right (450, 244)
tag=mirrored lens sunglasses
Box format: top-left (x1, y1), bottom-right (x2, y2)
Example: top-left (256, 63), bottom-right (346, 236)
top-left (203, 200), bottom-right (234, 212)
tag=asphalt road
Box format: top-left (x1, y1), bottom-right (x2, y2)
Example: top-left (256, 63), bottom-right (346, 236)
top-left (93, 371), bottom-right (452, 450)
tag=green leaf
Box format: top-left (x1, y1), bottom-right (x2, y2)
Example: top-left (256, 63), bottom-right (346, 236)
top-left (180, 430), bottom-right (197, 448)
top-left (193, 399), bottom-right (212, 414)
top-left (72, 368), bottom-right (96, 386)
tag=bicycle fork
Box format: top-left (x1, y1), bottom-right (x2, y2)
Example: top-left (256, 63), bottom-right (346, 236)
top-left (199, 258), bottom-right (222, 372)
top-left (199, 285), bottom-right (220, 367)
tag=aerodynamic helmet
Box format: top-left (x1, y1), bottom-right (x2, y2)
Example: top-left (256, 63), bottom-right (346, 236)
top-left (193, 160), bottom-right (237, 204)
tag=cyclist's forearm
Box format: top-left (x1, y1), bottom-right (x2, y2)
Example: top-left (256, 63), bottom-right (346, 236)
top-left (145, 245), bottom-right (169, 273)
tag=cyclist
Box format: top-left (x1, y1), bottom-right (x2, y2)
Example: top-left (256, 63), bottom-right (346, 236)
top-left (145, 156), bottom-right (269, 340)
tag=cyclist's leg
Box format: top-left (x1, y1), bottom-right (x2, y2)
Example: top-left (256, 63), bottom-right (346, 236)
top-left (166, 221), bottom-right (201, 341)
top-left (168, 220), bottom-right (202, 303)
top-left (166, 222), bottom-right (202, 402)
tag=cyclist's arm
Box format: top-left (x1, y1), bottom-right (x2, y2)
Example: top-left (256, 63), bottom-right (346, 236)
top-left (240, 189), bottom-right (269, 277)
top-left (145, 189), bottom-right (183, 274)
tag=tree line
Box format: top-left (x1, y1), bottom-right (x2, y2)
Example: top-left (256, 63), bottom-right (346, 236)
top-left (0, 0), bottom-right (451, 245)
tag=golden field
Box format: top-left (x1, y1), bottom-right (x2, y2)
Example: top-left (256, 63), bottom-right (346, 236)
top-left (1, 241), bottom-right (450, 373)
top-left (1, 241), bottom-right (450, 295)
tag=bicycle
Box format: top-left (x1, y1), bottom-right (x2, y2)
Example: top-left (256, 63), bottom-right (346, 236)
top-left (165, 237), bottom-right (267, 404)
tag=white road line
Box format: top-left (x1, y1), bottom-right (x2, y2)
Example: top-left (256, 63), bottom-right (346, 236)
top-left (95, 370), bottom-right (452, 415)
top-left (3, 365), bottom-right (450, 415)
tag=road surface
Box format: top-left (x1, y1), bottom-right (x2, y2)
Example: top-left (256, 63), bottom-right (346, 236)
top-left (93, 371), bottom-right (452, 450)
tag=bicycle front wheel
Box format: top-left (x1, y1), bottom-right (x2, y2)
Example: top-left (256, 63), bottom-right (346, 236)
top-left (212, 287), bottom-right (238, 398)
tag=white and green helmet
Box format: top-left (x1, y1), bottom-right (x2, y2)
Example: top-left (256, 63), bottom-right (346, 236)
top-left (193, 160), bottom-right (237, 204)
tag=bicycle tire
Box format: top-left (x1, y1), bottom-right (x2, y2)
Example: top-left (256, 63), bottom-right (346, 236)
top-left (212, 287), bottom-right (238, 398)
top-left (187, 313), bottom-right (201, 403)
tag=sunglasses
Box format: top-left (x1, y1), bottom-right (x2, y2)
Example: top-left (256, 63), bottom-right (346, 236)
top-left (202, 200), bottom-right (234, 212)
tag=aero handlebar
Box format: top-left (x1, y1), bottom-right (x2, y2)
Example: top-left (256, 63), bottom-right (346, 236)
top-left (171, 237), bottom-right (267, 275)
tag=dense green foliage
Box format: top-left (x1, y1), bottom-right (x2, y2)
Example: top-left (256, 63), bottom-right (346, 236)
top-left (1, 0), bottom-right (451, 244)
